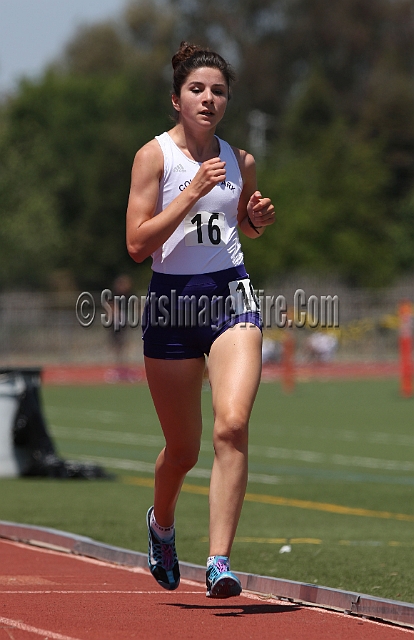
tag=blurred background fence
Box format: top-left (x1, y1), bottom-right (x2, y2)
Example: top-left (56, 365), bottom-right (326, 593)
top-left (0, 290), bottom-right (141, 366)
top-left (1, 273), bottom-right (413, 366)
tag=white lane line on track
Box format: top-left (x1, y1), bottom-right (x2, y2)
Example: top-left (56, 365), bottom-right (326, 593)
top-left (1, 537), bottom-right (149, 572)
top-left (0, 540), bottom-right (203, 588)
top-left (0, 590), bottom-right (204, 594)
top-left (0, 616), bottom-right (82, 640)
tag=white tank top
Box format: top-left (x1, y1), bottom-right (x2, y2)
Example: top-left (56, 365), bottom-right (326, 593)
top-left (151, 131), bottom-right (245, 274)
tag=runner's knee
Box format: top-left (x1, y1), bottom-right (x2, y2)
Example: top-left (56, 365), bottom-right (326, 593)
top-left (213, 414), bottom-right (248, 452)
top-left (164, 444), bottom-right (200, 473)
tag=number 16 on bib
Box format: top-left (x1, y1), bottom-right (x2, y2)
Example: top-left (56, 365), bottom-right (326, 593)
top-left (184, 211), bottom-right (225, 246)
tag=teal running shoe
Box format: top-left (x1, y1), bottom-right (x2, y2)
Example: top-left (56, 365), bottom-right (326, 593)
top-left (146, 506), bottom-right (180, 590)
top-left (206, 556), bottom-right (242, 598)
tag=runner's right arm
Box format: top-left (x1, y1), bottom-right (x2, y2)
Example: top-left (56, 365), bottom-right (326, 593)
top-left (126, 141), bottom-right (226, 263)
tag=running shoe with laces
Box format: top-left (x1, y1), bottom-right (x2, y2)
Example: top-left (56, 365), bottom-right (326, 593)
top-left (206, 555), bottom-right (242, 598)
top-left (146, 506), bottom-right (180, 590)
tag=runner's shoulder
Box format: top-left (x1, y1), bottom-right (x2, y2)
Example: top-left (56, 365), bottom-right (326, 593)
top-left (133, 139), bottom-right (164, 177)
top-left (230, 146), bottom-right (256, 179)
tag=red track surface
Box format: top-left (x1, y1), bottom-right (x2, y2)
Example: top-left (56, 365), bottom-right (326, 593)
top-left (41, 361), bottom-right (400, 385)
top-left (1, 539), bottom-right (412, 640)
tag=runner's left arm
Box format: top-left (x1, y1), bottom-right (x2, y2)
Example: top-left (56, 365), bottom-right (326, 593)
top-left (235, 149), bottom-right (275, 238)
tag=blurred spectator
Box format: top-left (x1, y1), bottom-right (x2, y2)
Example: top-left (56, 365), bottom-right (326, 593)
top-left (106, 274), bottom-right (135, 382)
top-left (262, 337), bottom-right (282, 364)
top-left (306, 332), bottom-right (338, 363)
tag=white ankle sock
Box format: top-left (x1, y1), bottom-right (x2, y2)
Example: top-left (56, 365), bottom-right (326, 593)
top-left (150, 510), bottom-right (175, 541)
top-left (207, 555), bottom-right (229, 569)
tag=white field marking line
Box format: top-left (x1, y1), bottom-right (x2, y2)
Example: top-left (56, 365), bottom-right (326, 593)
top-left (0, 540), bottom-right (202, 588)
top-left (47, 406), bottom-right (149, 425)
top-left (51, 425), bottom-right (212, 453)
top-left (51, 406), bottom-right (414, 448)
top-left (249, 444), bottom-right (414, 472)
top-left (258, 422), bottom-right (414, 448)
top-left (0, 616), bottom-right (82, 640)
top-left (51, 426), bottom-right (414, 473)
top-left (76, 448), bottom-right (414, 477)
top-left (75, 454), bottom-right (284, 485)
top-left (51, 425), bottom-right (165, 448)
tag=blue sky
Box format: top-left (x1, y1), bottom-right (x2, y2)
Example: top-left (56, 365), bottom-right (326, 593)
top-left (0, 0), bottom-right (128, 94)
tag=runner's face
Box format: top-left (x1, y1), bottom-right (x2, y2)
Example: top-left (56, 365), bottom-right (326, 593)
top-left (173, 67), bottom-right (228, 128)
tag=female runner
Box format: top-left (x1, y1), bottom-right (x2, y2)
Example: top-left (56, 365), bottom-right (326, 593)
top-left (126, 41), bottom-right (275, 598)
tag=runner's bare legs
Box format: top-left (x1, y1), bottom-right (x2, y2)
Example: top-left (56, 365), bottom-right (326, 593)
top-left (207, 323), bottom-right (262, 557)
top-left (145, 322), bottom-right (261, 553)
top-left (144, 356), bottom-right (206, 527)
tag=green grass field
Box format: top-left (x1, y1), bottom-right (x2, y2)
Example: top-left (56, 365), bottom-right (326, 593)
top-left (1, 378), bottom-right (413, 603)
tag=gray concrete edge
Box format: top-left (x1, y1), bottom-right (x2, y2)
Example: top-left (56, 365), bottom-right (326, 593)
top-left (1, 520), bottom-right (413, 629)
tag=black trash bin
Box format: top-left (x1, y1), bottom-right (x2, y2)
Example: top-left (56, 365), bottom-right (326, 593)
top-left (0, 367), bottom-right (112, 479)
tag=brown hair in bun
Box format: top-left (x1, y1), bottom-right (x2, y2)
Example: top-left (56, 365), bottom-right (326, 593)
top-left (171, 42), bottom-right (204, 70)
top-left (171, 40), bottom-right (235, 98)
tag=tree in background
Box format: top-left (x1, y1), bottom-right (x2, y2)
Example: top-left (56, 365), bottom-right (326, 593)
top-left (1, 0), bottom-right (414, 290)
top-left (160, 0), bottom-right (414, 285)
top-left (0, 127), bottom-right (63, 288)
top-left (0, 19), bottom-right (172, 290)
top-left (243, 70), bottom-right (394, 287)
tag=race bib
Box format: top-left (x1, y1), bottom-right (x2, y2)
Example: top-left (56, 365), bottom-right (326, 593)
top-left (228, 278), bottom-right (260, 315)
top-left (184, 210), bottom-right (225, 247)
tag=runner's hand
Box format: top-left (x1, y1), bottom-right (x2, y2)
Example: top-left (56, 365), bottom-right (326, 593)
top-left (190, 158), bottom-right (226, 198)
top-left (247, 191), bottom-right (275, 228)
